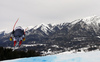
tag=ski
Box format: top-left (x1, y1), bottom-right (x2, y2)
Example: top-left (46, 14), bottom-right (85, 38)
top-left (12, 42), bottom-right (19, 51)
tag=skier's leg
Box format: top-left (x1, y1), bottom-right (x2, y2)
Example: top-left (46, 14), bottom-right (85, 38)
top-left (14, 41), bottom-right (17, 46)
top-left (19, 40), bottom-right (22, 46)
top-left (13, 37), bottom-right (17, 46)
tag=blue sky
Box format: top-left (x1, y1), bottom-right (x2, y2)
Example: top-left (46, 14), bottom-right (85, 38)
top-left (0, 0), bottom-right (100, 32)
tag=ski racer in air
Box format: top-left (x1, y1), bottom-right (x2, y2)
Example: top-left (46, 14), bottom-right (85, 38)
top-left (9, 26), bottom-right (25, 47)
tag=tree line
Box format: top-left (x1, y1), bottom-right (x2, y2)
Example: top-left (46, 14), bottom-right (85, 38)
top-left (0, 47), bottom-right (41, 61)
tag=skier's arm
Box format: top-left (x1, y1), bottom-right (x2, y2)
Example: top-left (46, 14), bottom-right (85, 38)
top-left (10, 30), bottom-right (14, 41)
top-left (10, 30), bottom-right (14, 37)
top-left (22, 30), bottom-right (25, 41)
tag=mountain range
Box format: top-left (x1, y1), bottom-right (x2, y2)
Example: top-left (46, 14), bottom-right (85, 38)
top-left (0, 15), bottom-right (100, 55)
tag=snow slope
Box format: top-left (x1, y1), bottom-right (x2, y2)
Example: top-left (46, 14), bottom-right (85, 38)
top-left (1, 51), bottom-right (100, 62)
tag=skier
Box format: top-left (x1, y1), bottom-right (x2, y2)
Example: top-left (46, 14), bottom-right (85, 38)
top-left (9, 26), bottom-right (25, 47)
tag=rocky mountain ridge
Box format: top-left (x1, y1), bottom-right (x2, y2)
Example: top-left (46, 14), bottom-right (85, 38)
top-left (1, 15), bottom-right (100, 55)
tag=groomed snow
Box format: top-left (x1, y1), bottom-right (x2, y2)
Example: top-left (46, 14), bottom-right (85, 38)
top-left (1, 51), bottom-right (100, 62)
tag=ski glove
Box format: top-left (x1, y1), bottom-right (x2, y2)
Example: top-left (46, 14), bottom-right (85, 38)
top-left (9, 37), bottom-right (12, 41)
top-left (23, 38), bottom-right (25, 41)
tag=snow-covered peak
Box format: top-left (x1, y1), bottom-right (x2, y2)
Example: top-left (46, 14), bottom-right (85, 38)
top-left (0, 31), bottom-right (5, 34)
top-left (34, 23), bottom-right (50, 30)
top-left (51, 23), bottom-right (60, 26)
top-left (69, 15), bottom-right (100, 28)
top-left (69, 15), bottom-right (100, 33)
top-left (71, 19), bottom-right (82, 24)
top-left (33, 23), bottom-right (51, 35)
top-left (70, 15), bottom-right (100, 25)
top-left (23, 26), bottom-right (34, 31)
top-left (27, 26), bottom-right (34, 29)
top-left (83, 15), bottom-right (100, 24)
top-left (0, 28), bottom-right (11, 34)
